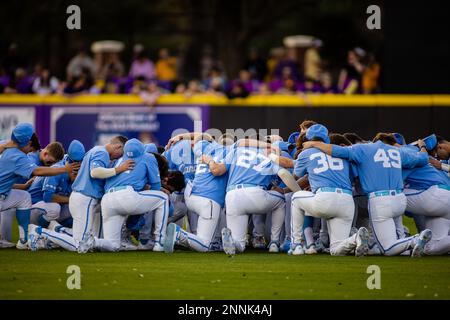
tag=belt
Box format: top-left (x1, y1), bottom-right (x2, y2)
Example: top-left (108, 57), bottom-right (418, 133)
top-left (227, 184), bottom-right (266, 192)
top-left (437, 184), bottom-right (450, 191)
top-left (368, 189), bottom-right (403, 198)
top-left (106, 186), bottom-right (129, 193)
top-left (317, 187), bottom-right (352, 195)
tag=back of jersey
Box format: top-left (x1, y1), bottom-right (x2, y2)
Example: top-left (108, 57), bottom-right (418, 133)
top-left (351, 141), bottom-right (403, 193)
top-left (225, 146), bottom-right (279, 189)
top-left (163, 140), bottom-right (196, 183)
top-left (295, 148), bottom-right (352, 192)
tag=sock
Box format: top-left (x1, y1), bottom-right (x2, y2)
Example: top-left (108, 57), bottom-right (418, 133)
top-left (37, 214), bottom-right (50, 228)
top-left (16, 209), bottom-right (31, 243)
top-left (60, 217), bottom-right (73, 228)
top-left (303, 215), bottom-right (315, 247)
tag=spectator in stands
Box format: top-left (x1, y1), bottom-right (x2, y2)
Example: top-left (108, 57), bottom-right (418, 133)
top-left (63, 67), bottom-right (93, 94)
top-left (156, 48), bottom-right (177, 82)
top-left (129, 50), bottom-right (156, 81)
top-left (185, 79), bottom-right (204, 97)
top-left (270, 66), bottom-right (298, 93)
top-left (175, 82), bottom-right (187, 94)
top-left (338, 48), bottom-right (365, 94)
top-left (97, 52), bottom-right (125, 79)
top-left (244, 48), bottom-right (267, 81)
top-left (204, 67), bottom-right (226, 93)
top-left (304, 39), bottom-right (323, 82)
top-left (299, 77), bottom-right (322, 94)
top-left (32, 68), bottom-right (59, 95)
top-left (66, 47), bottom-right (96, 80)
top-left (274, 47), bottom-right (301, 82)
top-left (227, 81), bottom-right (249, 99)
top-left (265, 47), bottom-right (284, 82)
top-left (234, 69), bottom-right (259, 93)
top-left (319, 72), bottom-right (339, 94)
top-left (4, 68), bottom-right (32, 93)
top-left (252, 83), bottom-right (271, 96)
top-left (1, 43), bottom-right (25, 79)
top-left (362, 53), bottom-right (380, 94)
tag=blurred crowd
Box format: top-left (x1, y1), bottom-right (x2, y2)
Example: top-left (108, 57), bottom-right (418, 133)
top-left (0, 41), bottom-right (380, 98)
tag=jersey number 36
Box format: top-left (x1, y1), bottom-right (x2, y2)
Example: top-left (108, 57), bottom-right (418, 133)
top-left (310, 153), bottom-right (344, 174)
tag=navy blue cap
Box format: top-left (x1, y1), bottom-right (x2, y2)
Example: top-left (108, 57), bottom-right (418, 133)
top-left (393, 133), bottom-right (406, 145)
top-left (288, 132), bottom-right (300, 144)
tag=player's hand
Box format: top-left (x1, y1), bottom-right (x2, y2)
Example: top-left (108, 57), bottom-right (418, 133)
top-left (165, 136), bottom-right (182, 150)
top-left (271, 185), bottom-right (284, 195)
top-left (302, 141), bottom-right (316, 149)
top-left (428, 157), bottom-right (442, 170)
top-left (65, 162), bottom-right (80, 174)
top-left (25, 176), bottom-right (36, 188)
top-left (116, 159), bottom-right (135, 173)
top-left (200, 155), bottom-right (213, 164)
top-left (417, 139), bottom-right (426, 149)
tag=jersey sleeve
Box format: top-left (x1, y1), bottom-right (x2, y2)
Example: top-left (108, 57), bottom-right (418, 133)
top-left (14, 154), bottom-right (38, 179)
top-left (90, 150), bottom-right (110, 171)
top-left (293, 152), bottom-right (308, 177)
top-left (400, 148), bottom-right (429, 169)
top-left (331, 144), bottom-right (363, 163)
top-left (222, 148), bottom-right (235, 170)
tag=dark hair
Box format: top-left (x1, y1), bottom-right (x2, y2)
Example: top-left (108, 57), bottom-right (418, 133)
top-left (294, 132), bottom-right (308, 159)
top-left (157, 146), bottom-right (165, 154)
top-left (45, 142), bottom-right (65, 161)
top-left (373, 132), bottom-right (397, 146)
top-left (111, 135), bottom-right (128, 146)
top-left (299, 120), bottom-right (317, 131)
top-left (30, 133), bottom-right (41, 151)
top-left (330, 133), bottom-right (352, 146)
top-left (152, 153), bottom-right (169, 179)
top-left (436, 135), bottom-right (448, 144)
top-left (343, 132), bottom-right (365, 144)
top-left (166, 170), bottom-right (186, 192)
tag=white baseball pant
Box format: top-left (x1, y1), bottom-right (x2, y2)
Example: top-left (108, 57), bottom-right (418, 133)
top-left (225, 187), bottom-right (285, 253)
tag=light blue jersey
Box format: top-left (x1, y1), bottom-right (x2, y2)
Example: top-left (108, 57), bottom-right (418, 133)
top-left (163, 140), bottom-right (196, 183)
top-left (28, 176), bottom-right (46, 204)
top-left (224, 146), bottom-right (280, 190)
top-left (331, 141), bottom-right (428, 194)
top-left (105, 153), bottom-right (161, 192)
top-left (27, 151), bottom-right (43, 166)
top-left (72, 146), bottom-right (110, 199)
top-left (42, 156), bottom-right (73, 203)
top-left (191, 145), bottom-right (229, 207)
top-left (0, 148), bottom-right (37, 196)
top-left (294, 148), bottom-right (353, 192)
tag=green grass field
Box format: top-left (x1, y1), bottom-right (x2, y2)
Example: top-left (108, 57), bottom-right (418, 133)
top-left (0, 249), bottom-right (449, 300)
top-left (1, 216), bottom-right (449, 300)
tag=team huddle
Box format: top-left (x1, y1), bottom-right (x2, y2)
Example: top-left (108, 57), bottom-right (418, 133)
top-left (0, 120), bottom-right (449, 257)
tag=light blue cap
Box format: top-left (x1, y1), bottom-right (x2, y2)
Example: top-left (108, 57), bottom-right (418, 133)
top-left (11, 123), bottom-right (34, 147)
top-left (273, 140), bottom-right (290, 152)
top-left (123, 138), bottom-right (144, 159)
top-left (306, 124), bottom-right (330, 144)
top-left (68, 140), bottom-right (86, 162)
top-left (144, 143), bottom-right (158, 154)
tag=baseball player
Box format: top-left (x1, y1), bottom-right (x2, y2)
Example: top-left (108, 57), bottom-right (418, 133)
top-left (400, 146), bottom-right (450, 255)
top-left (28, 135), bottom-right (132, 251)
top-left (287, 124), bottom-right (369, 256)
top-left (302, 133), bottom-right (432, 256)
top-left (0, 123), bottom-right (78, 249)
top-left (77, 138), bottom-right (169, 253)
top-left (203, 142), bottom-right (297, 254)
top-left (164, 139), bottom-right (228, 253)
top-left (30, 140), bottom-right (85, 229)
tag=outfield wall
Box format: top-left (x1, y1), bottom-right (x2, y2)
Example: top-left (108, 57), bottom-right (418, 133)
top-left (0, 94), bottom-right (449, 148)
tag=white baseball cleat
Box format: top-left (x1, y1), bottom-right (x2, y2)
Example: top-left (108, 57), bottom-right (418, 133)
top-left (0, 239), bottom-right (16, 248)
top-left (411, 229), bottom-right (432, 258)
top-left (292, 245), bottom-right (305, 256)
top-left (120, 239), bottom-right (138, 251)
top-left (153, 242), bottom-right (164, 252)
top-left (27, 224), bottom-right (42, 252)
top-left (221, 228), bottom-right (236, 255)
top-left (16, 240), bottom-right (29, 250)
top-left (305, 244), bottom-right (317, 255)
top-left (77, 234), bottom-right (95, 254)
top-left (164, 223), bottom-right (178, 253)
top-left (355, 227), bottom-right (370, 257)
top-left (268, 242), bottom-right (279, 253)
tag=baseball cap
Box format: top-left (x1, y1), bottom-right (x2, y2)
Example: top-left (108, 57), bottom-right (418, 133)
top-left (306, 124), bottom-right (330, 144)
top-left (123, 138), bottom-right (145, 160)
top-left (393, 133), bottom-right (406, 145)
top-left (11, 123), bottom-right (34, 147)
top-left (288, 132), bottom-right (300, 144)
top-left (144, 143), bottom-right (158, 154)
top-left (68, 140), bottom-right (86, 162)
top-left (423, 134), bottom-right (437, 151)
top-left (272, 140), bottom-right (290, 152)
